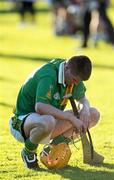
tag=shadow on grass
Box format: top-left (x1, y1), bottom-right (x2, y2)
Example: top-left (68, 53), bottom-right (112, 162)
top-left (0, 76), bottom-right (16, 83)
top-left (93, 64), bottom-right (114, 70)
top-left (48, 164), bottom-right (114, 180)
top-left (13, 164), bottom-right (114, 180)
top-left (0, 53), bottom-right (52, 63)
top-left (0, 102), bottom-right (13, 108)
top-left (1, 162), bottom-right (114, 180)
top-left (0, 53), bottom-right (114, 70)
top-left (43, 164), bottom-right (114, 180)
top-left (89, 162), bottom-right (114, 169)
top-left (0, 8), bottom-right (50, 14)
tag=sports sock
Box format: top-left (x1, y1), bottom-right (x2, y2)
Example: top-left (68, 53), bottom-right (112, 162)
top-left (51, 134), bottom-right (71, 145)
top-left (24, 138), bottom-right (38, 155)
top-left (43, 135), bottom-right (71, 154)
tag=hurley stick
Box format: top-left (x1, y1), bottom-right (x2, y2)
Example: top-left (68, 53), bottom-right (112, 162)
top-left (69, 96), bottom-right (94, 160)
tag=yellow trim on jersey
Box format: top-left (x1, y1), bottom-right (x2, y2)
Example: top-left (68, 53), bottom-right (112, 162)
top-left (60, 84), bottom-right (74, 106)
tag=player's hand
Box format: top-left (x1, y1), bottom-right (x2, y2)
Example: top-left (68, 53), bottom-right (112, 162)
top-left (79, 108), bottom-right (91, 130)
top-left (71, 116), bottom-right (85, 133)
top-left (64, 110), bottom-right (85, 133)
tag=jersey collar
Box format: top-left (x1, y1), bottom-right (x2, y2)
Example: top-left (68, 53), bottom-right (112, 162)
top-left (58, 62), bottom-right (66, 87)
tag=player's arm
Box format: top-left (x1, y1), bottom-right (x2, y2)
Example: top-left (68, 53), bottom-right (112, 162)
top-left (35, 77), bottom-right (83, 131)
top-left (35, 102), bottom-right (83, 132)
top-left (36, 101), bottom-right (72, 121)
top-left (78, 96), bottom-right (90, 111)
top-left (35, 76), bottom-right (69, 121)
top-left (78, 96), bottom-right (91, 129)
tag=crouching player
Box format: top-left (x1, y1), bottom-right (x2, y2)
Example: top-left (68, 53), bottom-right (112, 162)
top-left (9, 55), bottom-right (104, 169)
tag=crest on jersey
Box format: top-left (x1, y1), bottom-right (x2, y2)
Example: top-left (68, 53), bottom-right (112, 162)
top-left (53, 92), bottom-right (60, 100)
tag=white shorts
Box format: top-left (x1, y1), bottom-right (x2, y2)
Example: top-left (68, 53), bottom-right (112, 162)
top-left (9, 114), bottom-right (51, 144)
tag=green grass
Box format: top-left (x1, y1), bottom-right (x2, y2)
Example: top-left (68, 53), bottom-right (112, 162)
top-left (0, 2), bottom-right (114, 180)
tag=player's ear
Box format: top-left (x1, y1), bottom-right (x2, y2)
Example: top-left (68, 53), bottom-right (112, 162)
top-left (64, 63), bottom-right (69, 71)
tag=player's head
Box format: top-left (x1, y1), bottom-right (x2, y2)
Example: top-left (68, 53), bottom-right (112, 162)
top-left (65, 55), bottom-right (92, 84)
top-left (67, 55), bottom-right (92, 81)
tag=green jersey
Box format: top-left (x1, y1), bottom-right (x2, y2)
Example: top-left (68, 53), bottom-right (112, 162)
top-left (15, 58), bottom-right (86, 116)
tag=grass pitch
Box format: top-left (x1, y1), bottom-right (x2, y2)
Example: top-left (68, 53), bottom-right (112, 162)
top-left (0, 1), bottom-right (114, 180)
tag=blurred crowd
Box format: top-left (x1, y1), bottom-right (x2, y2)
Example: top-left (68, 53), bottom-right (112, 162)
top-left (50, 0), bottom-right (114, 47)
top-left (5, 0), bottom-right (114, 47)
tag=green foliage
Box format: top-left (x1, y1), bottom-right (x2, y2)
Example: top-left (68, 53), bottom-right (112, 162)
top-left (0, 2), bottom-right (114, 180)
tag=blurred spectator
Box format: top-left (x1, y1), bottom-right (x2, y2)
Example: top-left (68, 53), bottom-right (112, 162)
top-left (51, 0), bottom-right (68, 35)
top-left (16, 0), bottom-right (37, 26)
top-left (80, 0), bottom-right (114, 48)
top-left (51, 0), bottom-right (82, 35)
top-left (80, 0), bottom-right (99, 48)
top-left (98, 0), bottom-right (114, 45)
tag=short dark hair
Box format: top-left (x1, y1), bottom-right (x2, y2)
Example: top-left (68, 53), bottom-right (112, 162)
top-left (67, 55), bottom-right (92, 81)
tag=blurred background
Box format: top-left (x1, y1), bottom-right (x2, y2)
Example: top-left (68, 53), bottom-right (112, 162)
top-left (1, 0), bottom-right (114, 56)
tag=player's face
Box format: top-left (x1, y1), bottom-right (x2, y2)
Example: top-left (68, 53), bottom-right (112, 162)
top-left (70, 73), bottom-right (81, 85)
top-left (65, 65), bottom-right (82, 85)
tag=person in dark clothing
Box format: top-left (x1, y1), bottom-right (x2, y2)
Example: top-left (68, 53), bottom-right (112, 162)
top-left (17, 0), bottom-right (36, 25)
top-left (81, 0), bottom-right (114, 48)
top-left (98, 0), bottom-right (114, 45)
top-left (81, 0), bottom-right (99, 48)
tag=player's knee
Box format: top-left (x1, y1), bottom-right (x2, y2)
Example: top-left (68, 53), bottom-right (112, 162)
top-left (44, 115), bottom-right (56, 133)
top-left (96, 110), bottom-right (100, 121)
top-left (23, 113), bottom-right (56, 140)
top-left (34, 115), bottom-right (56, 135)
top-left (91, 108), bottom-right (100, 124)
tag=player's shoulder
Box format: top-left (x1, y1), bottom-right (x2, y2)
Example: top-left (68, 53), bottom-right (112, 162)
top-left (49, 58), bottom-right (66, 67)
top-left (41, 58), bottom-right (65, 72)
top-left (33, 58), bottom-right (66, 79)
top-left (74, 81), bottom-right (86, 89)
